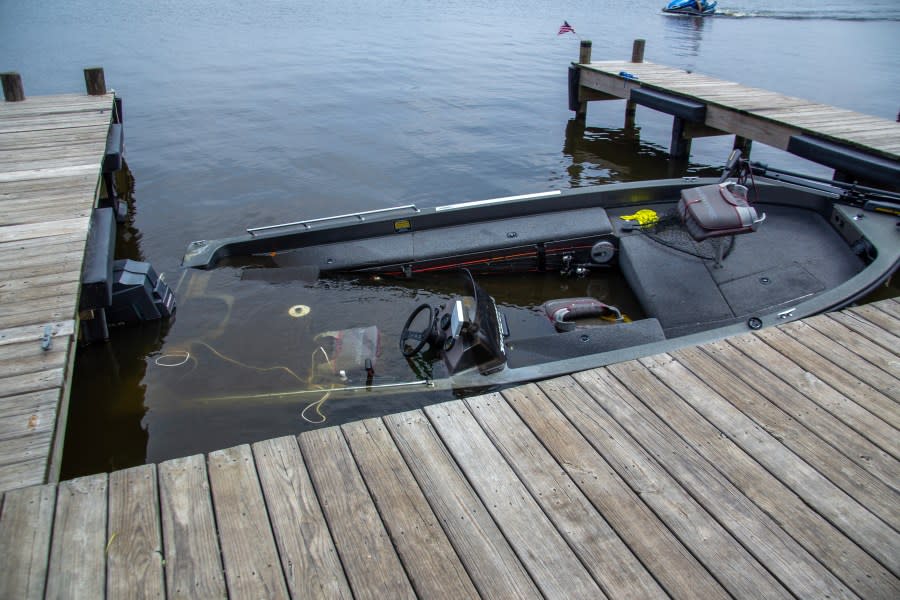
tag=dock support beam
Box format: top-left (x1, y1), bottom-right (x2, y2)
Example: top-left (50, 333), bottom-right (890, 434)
top-left (1, 72), bottom-right (25, 102)
top-left (670, 117), bottom-right (692, 158)
top-left (624, 40), bottom-right (645, 129)
top-left (84, 67), bottom-right (106, 96)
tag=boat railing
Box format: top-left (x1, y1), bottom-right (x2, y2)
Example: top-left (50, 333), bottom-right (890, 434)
top-left (247, 204), bottom-right (420, 236)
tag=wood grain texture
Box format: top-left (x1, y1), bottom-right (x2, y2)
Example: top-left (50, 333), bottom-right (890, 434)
top-left (385, 409), bottom-right (543, 599)
top-left (501, 382), bottom-right (728, 600)
top-left (106, 464), bottom-right (164, 600)
top-left (298, 426), bottom-right (415, 600)
top-left (424, 399), bottom-right (605, 599)
top-left (252, 435), bottom-right (352, 599)
top-left (158, 454), bottom-right (227, 599)
top-left (207, 444), bottom-right (289, 599)
top-left (466, 392), bottom-right (667, 599)
top-left (673, 344), bottom-right (900, 532)
top-left (540, 374), bottom-right (792, 599)
top-left (45, 473), bottom-right (108, 600)
top-left (0, 483), bottom-right (55, 600)
top-left (342, 418), bottom-right (479, 600)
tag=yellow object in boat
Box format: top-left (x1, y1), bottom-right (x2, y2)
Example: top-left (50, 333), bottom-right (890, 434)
top-left (620, 209), bottom-right (659, 226)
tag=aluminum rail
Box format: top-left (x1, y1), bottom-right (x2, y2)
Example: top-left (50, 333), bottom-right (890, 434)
top-left (247, 204), bottom-right (420, 236)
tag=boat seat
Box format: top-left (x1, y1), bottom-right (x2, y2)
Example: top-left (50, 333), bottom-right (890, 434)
top-left (678, 182), bottom-right (765, 267)
top-left (542, 297), bottom-right (624, 332)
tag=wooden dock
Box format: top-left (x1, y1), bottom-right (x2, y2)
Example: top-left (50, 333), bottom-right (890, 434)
top-left (2, 297), bottom-right (897, 599)
top-left (570, 42), bottom-right (900, 185)
top-left (0, 80), bottom-right (117, 493)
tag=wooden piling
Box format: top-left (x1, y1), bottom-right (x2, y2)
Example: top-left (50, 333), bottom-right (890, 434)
top-left (579, 40), bottom-right (593, 65)
top-left (83, 67), bottom-right (106, 96)
top-left (625, 40), bottom-right (645, 128)
top-left (1, 72), bottom-right (25, 102)
top-left (574, 41), bottom-right (593, 121)
top-left (733, 136), bottom-right (753, 158)
top-left (631, 39), bottom-right (646, 63)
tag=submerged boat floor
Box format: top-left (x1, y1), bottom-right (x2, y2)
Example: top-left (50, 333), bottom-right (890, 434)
top-left (610, 204), bottom-right (864, 337)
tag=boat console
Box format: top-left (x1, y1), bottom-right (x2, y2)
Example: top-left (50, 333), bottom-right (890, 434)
top-left (400, 270), bottom-right (507, 376)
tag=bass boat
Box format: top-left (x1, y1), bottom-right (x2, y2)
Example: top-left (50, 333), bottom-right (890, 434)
top-left (180, 152), bottom-right (899, 398)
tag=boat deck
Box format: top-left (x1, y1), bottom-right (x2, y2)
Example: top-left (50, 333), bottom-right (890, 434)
top-left (0, 92), bottom-right (116, 494)
top-left (1, 297), bottom-right (897, 599)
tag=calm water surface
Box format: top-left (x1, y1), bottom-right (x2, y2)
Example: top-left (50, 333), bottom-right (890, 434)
top-left (2, 0), bottom-right (898, 475)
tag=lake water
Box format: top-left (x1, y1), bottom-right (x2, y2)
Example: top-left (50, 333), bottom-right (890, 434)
top-left (2, 0), bottom-right (898, 476)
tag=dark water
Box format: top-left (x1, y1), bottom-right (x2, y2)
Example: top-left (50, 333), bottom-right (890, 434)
top-left (2, 0), bottom-right (898, 476)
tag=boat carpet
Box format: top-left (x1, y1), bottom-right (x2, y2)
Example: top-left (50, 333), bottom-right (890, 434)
top-left (612, 204), bottom-right (864, 336)
top-left (505, 317), bottom-right (665, 369)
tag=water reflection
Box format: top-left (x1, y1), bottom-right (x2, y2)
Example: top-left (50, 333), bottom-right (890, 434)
top-left (662, 13), bottom-right (708, 63)
top-left (562, 119), bottom-right (719, 187)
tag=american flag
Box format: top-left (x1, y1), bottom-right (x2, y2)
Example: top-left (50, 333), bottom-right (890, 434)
top-left (558, 21), bottom-right (576, 35)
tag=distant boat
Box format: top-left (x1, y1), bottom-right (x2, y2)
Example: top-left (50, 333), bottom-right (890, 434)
top-left (663, 0), bottom-right (718, 16)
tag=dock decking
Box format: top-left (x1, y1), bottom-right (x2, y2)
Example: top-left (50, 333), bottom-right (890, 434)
top-left (0, 92), bottom-right (116, 493)
top-left (574, 57), bottom-right (900, 178)
top-left (2, 297), bottom-right (897, 599)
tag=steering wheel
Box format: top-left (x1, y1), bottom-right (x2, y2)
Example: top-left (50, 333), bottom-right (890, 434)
top-left (399, 303), bottom-right (435, 357)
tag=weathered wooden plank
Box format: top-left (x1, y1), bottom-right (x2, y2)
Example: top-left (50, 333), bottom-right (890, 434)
top-left (0, 332), bottom-right (69, 369)
top-left (539, 375), bottom-right (793, 599)
top-left (754, 326), bottom-right (900, 429)
top-left (425, 400), bottom-right (605, 599)
top-left (45, 473), bottom-right (108, 600)
top-left (827, 310), bottom-right (900, 355)
top-left (848, 303), bottom-right (900, 336)
top-left (780, 319), bottom-right (900, 402)
top-left (208, 444), bottom-right (289, 599)
top-left (673, 344), bottom-right (900, 530)
top-left (384, 410), bottom-right (543, 599)
top-left (0, 125), bottom-right (111, 150)
top-left (158, 454), bottom-right (227, 599)
top-left (803, 314), bottom-right (900, 388)
top-left (343, 418), bottom-right (480, 599)
top-left (0, 367), bottom-right (64, 399)
top-left (298, 426), bottom-right (415, 600)
top-left (0, 320), bottom-right (73, 347)
top-left (0, 402), bottom-right (56, 440)
top-left (502, 382), bottom-right (728, 600)
top-left (630, 355), bottom-right (899, 598)
top-left (0, 432), bottom-right (52, 468)
top-left (0, 457), bottom-right (47, 492)
top-left (466, 392), bottom-right (667, 599)
top-left (876, 297), bottom-right (900, 319)
top-left (0, 299), bottom-right (77, 330)
top-left (0, 163), bottom-right (100, 183)
top-left (107, 464), bottom-right (165, 600)
top-left (252, 436), bottom-right (352, 599)
top-left (0, 283), bottom-right (80, 309)
top-left (728, 334), bottom-right (899, 459)
top-left (700, 339), bottom-right (900, 487)
top-left (0, 483), bottom-right (55, 600)
top-left (0, 216), bottom-right (89, 243)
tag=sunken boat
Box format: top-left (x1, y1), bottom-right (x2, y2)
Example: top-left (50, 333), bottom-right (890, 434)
top-left (180, 152), bottom-right (899, 394)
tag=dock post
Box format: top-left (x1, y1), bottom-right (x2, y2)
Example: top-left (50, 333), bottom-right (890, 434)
top-left (1, 72), bottom-right (25, 102)
top-left (733, 135), bottom-right (752, 158)
top-left (573, 40), bottom-right (592, 121)
top-left (624, 39), bottom-right (645, 128)
top-left (84, 67), bottom-right (106, 95)
top-left (670, 117), bottom-right (692, 158)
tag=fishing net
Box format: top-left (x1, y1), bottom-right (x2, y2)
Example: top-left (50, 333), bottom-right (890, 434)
top-left (639, 209), bottom-right (735, 261)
